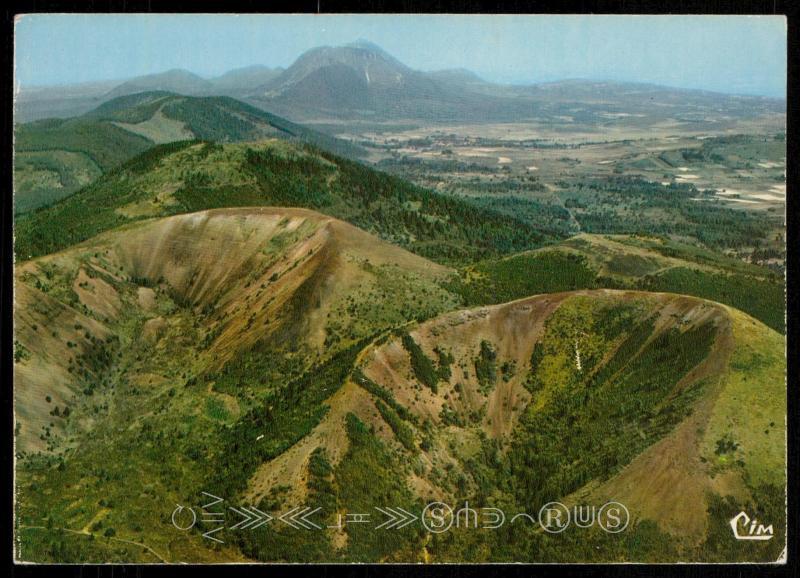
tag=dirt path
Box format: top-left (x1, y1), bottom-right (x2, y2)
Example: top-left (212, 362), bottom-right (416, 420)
top-left (19, 524), bottom-right (168, 563)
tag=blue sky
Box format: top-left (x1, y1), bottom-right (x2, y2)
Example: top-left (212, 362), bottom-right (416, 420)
top-left (15, 14), bottom-right (787, 97)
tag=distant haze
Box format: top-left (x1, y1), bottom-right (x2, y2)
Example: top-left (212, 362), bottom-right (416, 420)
top-left (15, 14), bottom-right (787, 97)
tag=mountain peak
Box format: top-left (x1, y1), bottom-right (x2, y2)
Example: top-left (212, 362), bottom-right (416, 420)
top-left (345, 39), bottom-right (387, 53)
top-left (159, 68), bottom-right (204, 78)
top-left (256, 40), bottom-right (416, 100)
top-left (104, 68), bottom-right (212, 99)
top-left (427, 67), bottom-right (486, 84)
top-left (296, 41), bottom-right (406, 67)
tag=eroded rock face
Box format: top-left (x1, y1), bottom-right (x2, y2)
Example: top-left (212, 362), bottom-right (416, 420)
top-left (13, 208), bottom-right (786, 562)
top-left (13, 207), bottom-right (456, 455)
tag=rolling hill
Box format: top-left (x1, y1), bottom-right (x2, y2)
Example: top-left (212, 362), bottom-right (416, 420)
top-left (16, 135), bottom-right (784, 334)
top-left (12, 65), bottom-right (786, 564)
top-left (14, 210), bottom-right (786, 562)
top-left (14, 67), bottom-right (285, 123)
top-left (103, 69), bottom-right (214, 100)
top-left (209, 65), bottom-right (284, 96)
top-left (14, 92), bottom-right (365, 213)
top-left (15, 139), bottom-right (554, 263)
top-left (338, 290), bottom-right (786, 562)
top-left (446, 233), bottom-right (785, 333)
top-left (103, 67), bottom-right (286, 100)
top-left (13, 206), bottom-right (461, 562)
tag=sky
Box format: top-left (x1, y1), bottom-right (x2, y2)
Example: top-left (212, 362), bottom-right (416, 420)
top-left (14, 14), bottom-right (787, 97)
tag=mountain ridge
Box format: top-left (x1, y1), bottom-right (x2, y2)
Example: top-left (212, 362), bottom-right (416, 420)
top-left (14, 204), bottom-right (786, 561)
top-left (14, 92), bottom-right (365, 213)
top-left (16, 42), bottom-right (785, 124)
top-left (14, 138), bottom-right (555, 264)
top-left (12, 38), bottom-right (787, 565)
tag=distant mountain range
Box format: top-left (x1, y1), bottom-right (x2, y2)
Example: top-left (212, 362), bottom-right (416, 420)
top-left (15, 40), bottom-right (785, 124)
top-left (104, 65), bottom-right (284, 100)
top-left (15, 66), bottom-right (284, 122)
top-left (12, 41), bottom-right (787, 563)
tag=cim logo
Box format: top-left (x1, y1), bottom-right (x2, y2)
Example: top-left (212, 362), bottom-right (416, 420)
top-left (729, 511), bottom-right (774, 541)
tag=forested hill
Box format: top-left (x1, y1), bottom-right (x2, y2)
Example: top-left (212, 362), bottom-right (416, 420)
top-left (445, 233), bottom-right (785, 333)
top-left (14, 92), bottom-right (365, 213)
top-left (15, 139), bottom-right (562, 264)
top-left (83, 91), bottom-right (364, 157)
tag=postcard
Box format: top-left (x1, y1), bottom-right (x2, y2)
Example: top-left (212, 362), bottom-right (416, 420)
top-left (12, 13), bottom-right (788, 565)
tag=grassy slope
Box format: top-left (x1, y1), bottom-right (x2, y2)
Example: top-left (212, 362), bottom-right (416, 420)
top-left (693, 308), bottom-right (786, 562)
top-left (15, 139), bottom-right (557, 265)
top-left (447, 233), bottom-right (784, 333)
top-left (15, 116), bottom-right (153, 170)
top-left (15, 109), bottom-right (158, 213)
top-left (14, 150), bottom-right (105, 214)
top-left (14, 92), bottom-right (365, 214)
top-left (704, 307), bottom-right (785, 488)
top-left (352, 291), bottom-right (786, 562)
top-left (14, 209), bottom-right (785, 563)
top-left (14, 207), bottom-right (459, 563)
top-left (555, 176), bottom-right (779, 252)
top-left (12, 119), bottom-right (786, 563)
top-left (573, 303), bottom-right (786, 562)
top-left (88, 91), bottom-right (365, 158)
